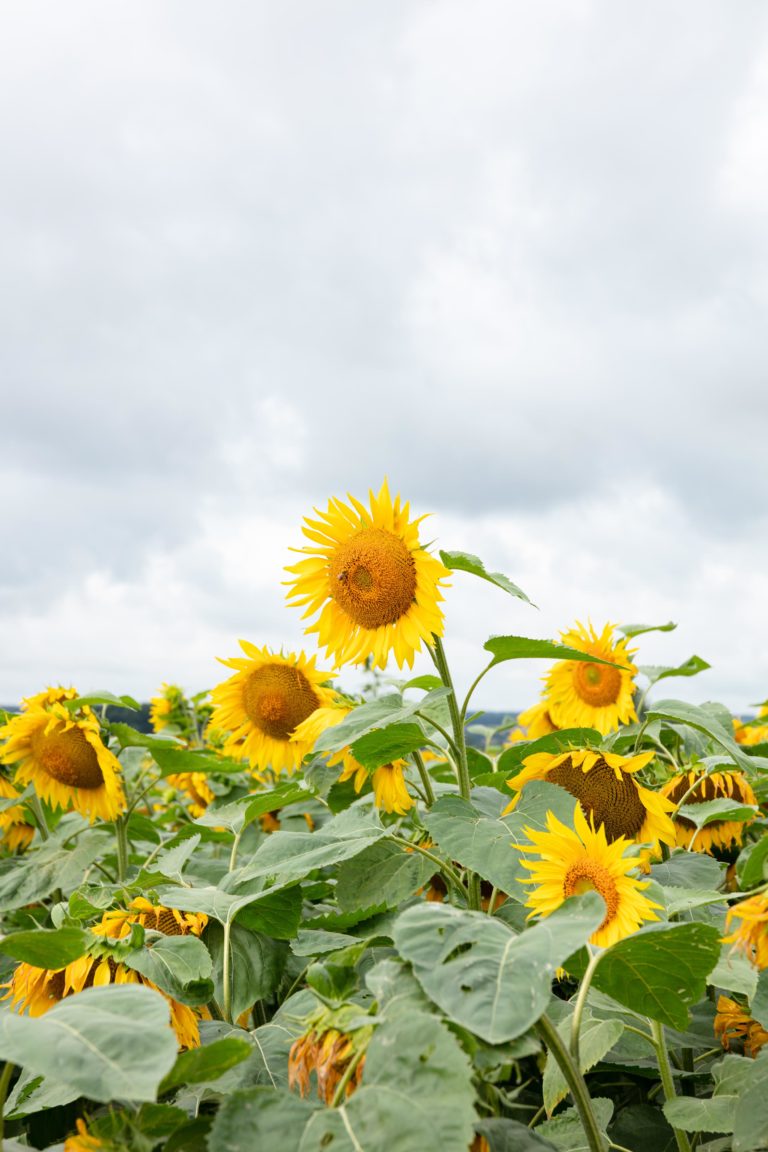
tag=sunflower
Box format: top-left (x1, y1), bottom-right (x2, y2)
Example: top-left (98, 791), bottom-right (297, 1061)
top-left (289, 1004), bottom-right (372, 1104)
top-left (504, 749), bottom-right (676, 861)
top-left (166, 771), bottom-right (215, 818)
top-left (285, 479), bottom-right (450, 670)
top-left (544, 622), bottom-right (637, 735)
top-left (0, 695), bottom-right (126, 823)
top-left (714, 996), bottom-right (768, 1058)
top-left (506, 700), bottom-right (559, 744)
top-left (371, 761), bottom-right (414, 815)
top-left (64, 1119), bottom-right (104, 1152)
top-left (4, 900), bottom-right (208, 1048)
top-left (518, 804), bottom-right (661, 948)
top-left (723, 892), bottom-right (768, 970)
top-left (0, 774), bottom-right (34, 852)
top-left (149, 686), bottom-right (176, 733)
top-left (660, 769), bottom-right (757, 854)
top-left (733, 717), bottom-right (768, 746)
top-left (210, 644), bottom-right (337, 774)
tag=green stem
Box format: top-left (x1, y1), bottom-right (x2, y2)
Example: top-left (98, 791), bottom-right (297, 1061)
top-left (460, 661), bottom-right (493, 723)
top-left (430, 636), bottom-right (472, 802)
top-left (650, 1019), bottom-right (692, 1152)
top-left (535, 1015), bottom-right (605, 1152)
top-left (29, 792), bottom-right (49, 841)
top-left (392, 836), bottom-right (469, 902)
top-left (229, 828), bottom-right (243, 872)
top-left (570, 948), bottom-right (601, 1066)
top-left (414, 712), bottom-right (461, 764)
top-left (331, 1046), bottom-right (365, 1107)
top-left (0, 1060), bottom-right (14, 1147)
top-left (115, 814), bottom-right (130, 883)
top-left (222, 920), bottom-right (233, 1023)
top-left (412, 750), bottom-right (435, 807)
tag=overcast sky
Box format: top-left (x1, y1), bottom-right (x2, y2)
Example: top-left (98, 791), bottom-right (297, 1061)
top-left (2, 1), bottom-right (768, 713)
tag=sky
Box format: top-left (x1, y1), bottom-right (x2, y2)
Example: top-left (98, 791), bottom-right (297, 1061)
top-left (2, 1), bottom-right (768, 713)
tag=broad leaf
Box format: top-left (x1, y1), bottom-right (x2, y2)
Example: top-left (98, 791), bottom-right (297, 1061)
top-left (484, 636), bottom-right (629, 670)
top-left (208, 1087), bottom-right (319, 1147)
top-left (591, 922), bottom-right (721, 1028)
top-left (618, 621), bottom-right (677, 639)
top-left (439, 549), bottom-right (534, 606)
top-left (159, 1036), bottom-right (253, 1093)
top-left (646, 700), bottom-right (754, 774)
top-left (678, 798), bottom-right (757, 828)
top-left (663, 1096), bottom-right (736, 1134)
top-left (243, 782), bottom-right (313, 826)
top-left (313, 689), bottom-right (451, 754)
top-left (393, 894), bottom-right (604, 1043)
top-left (0, 926), bottom-right (91, 969)
top-left (335, 839), bottom-right (435, 913)
top-left (350, 722), bottom-right (427, 770)
top-left (638, 655), bottom-right (710, 687)
top-left (536, 1097), bottom-right (614, 1152)
top-left (543, 1012), bottom-right (624, 1114)
top-left (0, 830), bottom-right (110, 910)
top-left (151, 747), bottom-right (246, 777)
top-left (0, 985), bottom-right (177, 1102)
top-left (124, 934), bottom-right (213, 1006)
top-left (207, 923), bottom-right (287, 1020)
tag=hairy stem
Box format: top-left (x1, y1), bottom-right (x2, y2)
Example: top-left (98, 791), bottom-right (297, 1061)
top-left (650, 1019), bottom-right (692, 1152)
top-left (570, 948), bottom-right (601, 1066)
top-left (412, 749), bottom-right (435, 807)
top-left (535, 1014), bottom-right (605, 1152)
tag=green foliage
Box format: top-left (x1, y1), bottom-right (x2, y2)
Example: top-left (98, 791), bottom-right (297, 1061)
top-left (439, 549), bottom-right (535, 605)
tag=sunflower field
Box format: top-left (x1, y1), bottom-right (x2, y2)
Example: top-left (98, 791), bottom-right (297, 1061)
top-left (2, 481), bottom-right (768, 1152)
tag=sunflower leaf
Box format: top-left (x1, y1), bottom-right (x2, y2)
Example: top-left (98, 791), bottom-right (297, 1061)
top-left (645, 699), bottom-right (755, 774)
top-left (677, 798), bottom-right (757, 829)
top-left (335, 838), bottom-right (435, 913)
top-left (639, 655), bottom-right (711, 687)
top-left (0, 985), bottom-right (178, 1103)
top-left (591, 922), bottom-right (722, 1029)
top-left (483, 636), bottom-right (631, 670)
top-left (123, 933), bottom-right (214, 1007)
top-left (159, 1036), bottom-right (253, 1093)
top-left (0, 926), bottom-right (91, 969)
top-left (392, 894), bottom-right (605, 1043)
top-left (62, 691), bottom-right (139, 711)
top-left (439, 550), bottom-right (535, 607)
top-left (618, 621), bottom-right (677, 639)
top-left (313, 689), bottom-right (451, 754)
top-left (350, 722), bottom-right (426, 769)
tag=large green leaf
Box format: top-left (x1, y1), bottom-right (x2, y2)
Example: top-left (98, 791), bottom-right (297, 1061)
top-left (301, 1010), bottom-right (477, 1151)
top-left (497, 729), bottom-right (603, 776)
top-left (439, 549), bottom-right (534, 606)
top-left (0, 830), bottom-right (110, 910)
top-left (335, 839), bottom-right (435, 913)
top-left (124, 934), bottom-right (213, 1006)
top-left (235, 804), bottom-right (391, 885)
top-left (392, 894), bottom-right (605, 1043)
top-left (475, 1118), bottom-right (559, 1151)
top-left (208, 1087), bottom-right (320, 1149)
top-left (423, 781), bottom-right (578, 899)
top-left (536, 1097), bottom-right (614, 1152)
top-left (350, 722), bottom-right (427, 769)
top-left (543, 1012), bottom-right (624, 1114)
top-left (638, 655), bottom-right (710, 687)
top-left (158, 880), bottom-right (297, 934)
top-left (0, 985), bottom-right (177, 1102)
top-left (733, 1053), bottom-right (768, 1151)
top-left (677, 797), bottom-right (757, 828)
top-left (151, 746), bottom-right (246, 777)
top-left (591, 922), bottom-right (721, 1028)
top-left (243, 782), bottom-right (313, 825)
top-left (646, 699), bottom-right (754, 774)
top-left (0, 926), bottom-right (91, 969)
top-left (160, 1036), bottom-right (253, 1093)
top-left (663, 1096), bottom-right (736, 1134)
top-left (207, 924), bottom-right (287, 1021)
top-left (618, 621), bottom-right (677, 639)
top-left (483, 636), bottom-right (629, 670)
top-left (313, 689), bottom-right (451, 754)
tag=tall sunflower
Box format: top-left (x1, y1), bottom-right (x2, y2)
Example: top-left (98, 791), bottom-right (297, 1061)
top-left (504, 749), bottom-right (676, 861)
top-left (285, 479), bottom-right (450, 670)
top-left (660, 769), bottom-right (757, 854)
top-left (4, 899), bottom-right (208, 1048)
top-left (210, 644), bottom-right (337, 774)
top-left (518, 804), bottom-right (661, 948)
top-left (544, 622), bottom-right (637, 735)
top-left (0, 694), bottom-right (126, 823)
top-left (723, 892), bottom-right (768, 969)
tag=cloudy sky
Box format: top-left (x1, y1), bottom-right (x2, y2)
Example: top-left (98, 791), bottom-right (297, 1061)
top-left (2, 1), bottom-right (768, 713)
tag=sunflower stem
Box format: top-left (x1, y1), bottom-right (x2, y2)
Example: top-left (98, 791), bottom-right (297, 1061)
top-left (535, 1014), bottom-right (606, 1152)
top-left (115, 814), bottom-right (130, 883)
top-left (460, 661), bottom-right (494, 724)
top-left (412, 750), bottom-right (435, 807)
top-left (0, 1060), bottom-right (14, 1146)
top-left (392, 836), bottom-right (469, 902)
top-left (430, 636), bottom-right (481, 910)
top-left (229, 828), bottom-right (243, 872)
top-left (331, 1046), bottom-right (365, 1108)
top-left (650, 1019), bottom-right (692, 1152)
top-left (222, 920), bottom-right (233, 1023)
top-left (570, 947), bottom-right (601, 1066)
top-left (28, 792), bottom-right (49, 842)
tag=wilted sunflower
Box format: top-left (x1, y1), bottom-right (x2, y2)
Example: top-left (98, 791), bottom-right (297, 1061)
top-left (4, 899), bottom-right (208, 1048)
top-left (504, 749), bottom-right (676, 861)
top-left (518, 804), bottom-right (661, 948)
top-left (0, 693), bottom-right (126, 823)
top-left (289, 1004), bottom-right (372, 1104)
top-left (506, 700), bottom-right (559, 744)
top-left (660, 769), bottom-right (757, 854)
top-left (714, 996), bottom-right (768, 1058)
top-left (723, 892), bottom-right (768, 969)
top-left (0, 775), bottom-right (34, 852)
top-left (544, 622), bottom-right (637, 735)
top-left (210, 644), bottom-right (337, 774)
top-left (285, 479), bottom-right (450, 670)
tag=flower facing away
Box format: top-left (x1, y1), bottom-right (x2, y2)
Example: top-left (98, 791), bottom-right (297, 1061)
top-left (544, 622), bottom-right (638, 735)
top-left (289, 1004), bottom-right (372, 1104)
top-left (149, 685), bottom-right (177, 733)
top-left (714, 996), bottom-right (768, 1058)
top-left (0, 774), bottom-right (35, 852)
top-left (292, 704), bottom-right (415, 814)
top-left (733, 716), bottom-right (768, 746)
top-left (517, 804), bottom-right (661, 948)
top-left (165, 771), bottom-right (215, 818)
top-left (64, 1119), bottom-right (104, 1152)
top-left (504, 749), bottom-right (676, 861)
top-left (506, 699), bottom-right (559, 744)
top-left (0, 691), bottom-right (126, 823)
top-left (4, 899), bottom-right (208, 1048)
top-left (660, 770), bottom-right (757, 854)
top-left (210, 644), bottom-right (337, 775)
top-left (723, 892), bottom-right (768, 970)
top-left (285, 479), bottom-right (450, 670)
